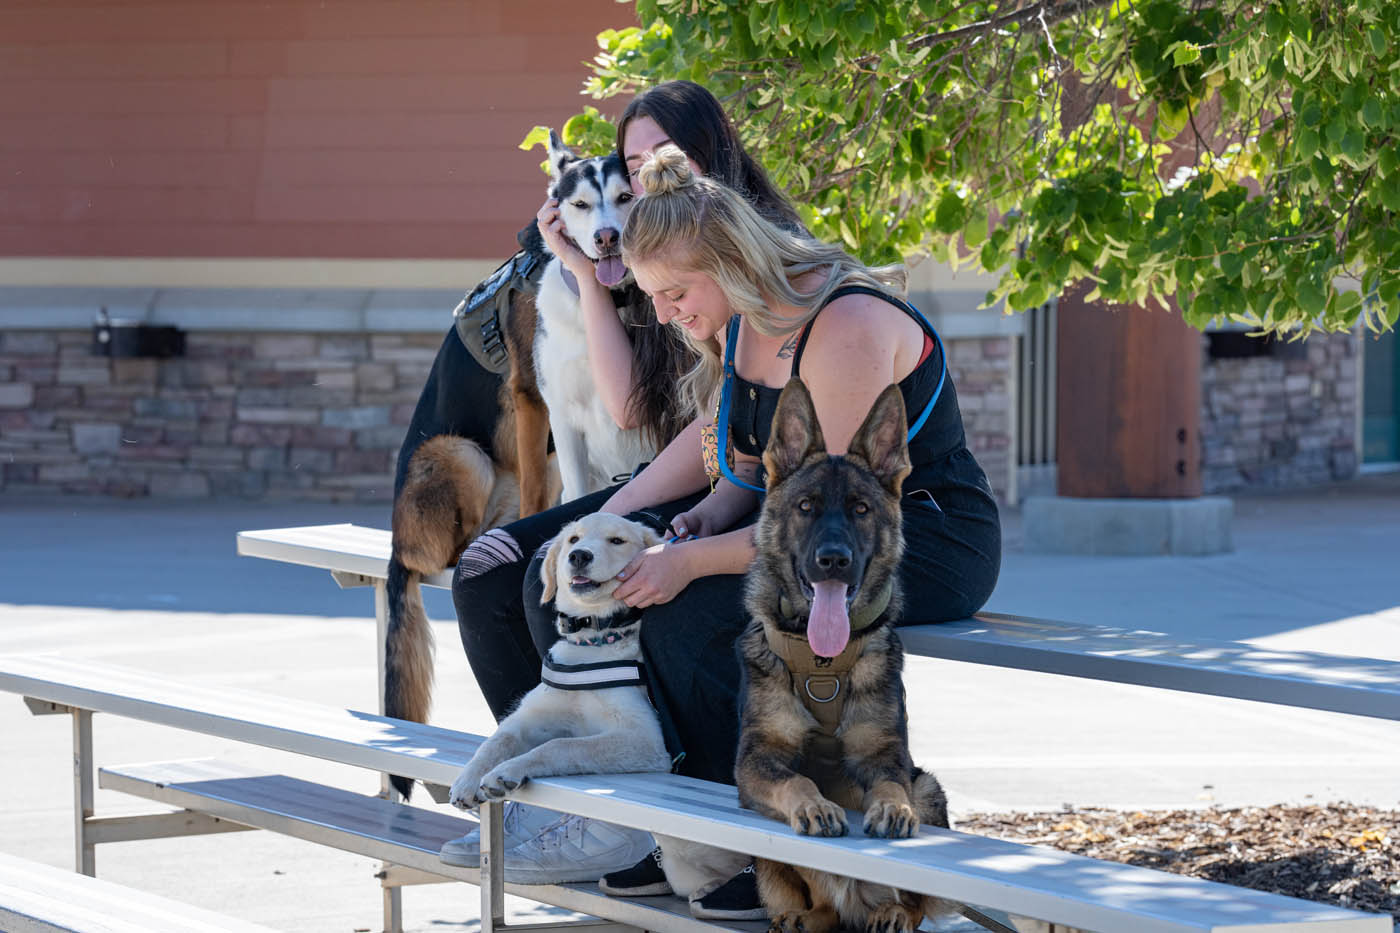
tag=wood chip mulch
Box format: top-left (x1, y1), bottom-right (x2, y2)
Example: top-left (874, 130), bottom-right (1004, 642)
top-left (957, 805), bottom-right (1400, 921)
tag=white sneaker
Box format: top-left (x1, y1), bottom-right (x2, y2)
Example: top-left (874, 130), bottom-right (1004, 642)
top-left (439, 803), bottom-right (567, 867)
top-left (502, 814), bottom-right (656, 885)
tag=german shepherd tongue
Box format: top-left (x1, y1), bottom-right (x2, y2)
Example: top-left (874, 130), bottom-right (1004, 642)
top-left (594, 256), bottom-right (627, 287)
top-left (807, 580), bottom-right (850, 657)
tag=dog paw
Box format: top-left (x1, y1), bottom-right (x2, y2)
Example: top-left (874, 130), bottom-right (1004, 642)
top-left (448, 771), bottom-right (485, 810)
top-left (789, 799), bottom-right (847, 837)
top-left (864, 903), bottom-right (918, 933)
top-left (863, 799), bottom-right (918, 838)
top-left (479, 764), bottom-right (530, 799)
top-left (769, 910), bottom-right (807, 933)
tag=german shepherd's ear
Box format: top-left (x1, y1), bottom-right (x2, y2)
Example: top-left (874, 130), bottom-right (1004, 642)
top-left (546, 129), bottom-right (578, 181)
top-left (539, 531), bottom-right (567, 604)
top-left (845, 384), bottom-right (911, 497)
top-left (763, 379), bottom-right (828, 488)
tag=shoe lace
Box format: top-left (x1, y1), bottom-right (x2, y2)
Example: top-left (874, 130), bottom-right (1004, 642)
top-left (535, 813), bottom-right (586, 849)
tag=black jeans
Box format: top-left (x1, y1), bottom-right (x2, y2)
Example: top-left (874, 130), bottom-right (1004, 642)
top-left (452, 484), bottom-right (1000, 786)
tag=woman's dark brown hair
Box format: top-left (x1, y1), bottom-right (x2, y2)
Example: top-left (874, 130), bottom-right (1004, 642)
top-left (617, 80), bottom-right (801, 229)
top-left (614, 81), bottom-right (803, 446)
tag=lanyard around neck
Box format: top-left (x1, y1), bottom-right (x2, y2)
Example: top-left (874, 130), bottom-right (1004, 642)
top-left (713, 298), bottom-right (947, 497)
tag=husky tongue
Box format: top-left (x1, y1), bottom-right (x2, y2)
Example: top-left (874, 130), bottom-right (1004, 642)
top-left (595, 256), bottom-right (627, 287)
top-left (807, 580), bottom-right (850, 657)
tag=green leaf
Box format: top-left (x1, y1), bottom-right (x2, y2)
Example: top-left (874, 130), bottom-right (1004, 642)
top-left (1379, 146), bottom-right (1399, 178)
top-left (518, 126), bottom-right (552, 152)
top-left (1362, 99), bottom-right (1384, 129)
top-left (1171, 41), bottom-right (1202, 67)
top-left (934, 193), bottom-right (965, 235)
top-left (1296, 280), bottom-right (1327, 316)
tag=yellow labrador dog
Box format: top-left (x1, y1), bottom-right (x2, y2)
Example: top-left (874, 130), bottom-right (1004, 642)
top-left (447, 511), bottom-right (748, 910)
top-left (448, 512), bottom-right (671, 807)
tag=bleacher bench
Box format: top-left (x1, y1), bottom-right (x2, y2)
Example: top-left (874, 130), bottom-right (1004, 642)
top-left (1, 653), bottom-right (1390, 933)
top-left (0, 849), bottom-right (276, 933)
top-left (238, 524), bottom-right (1400, 722)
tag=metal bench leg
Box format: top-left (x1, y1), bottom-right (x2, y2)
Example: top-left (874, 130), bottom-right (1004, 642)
top-left (72, 708), bottom-right (95, 876)
top-left (481, 800), bottom-right (507, 933)
top-left (371, 579), bottom-right (407, 933)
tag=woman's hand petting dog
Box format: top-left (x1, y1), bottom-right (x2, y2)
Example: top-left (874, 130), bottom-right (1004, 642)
top-left (612, 541), bottom-right (695, 608)
top-left (536, 197), bottom-right (597, 283)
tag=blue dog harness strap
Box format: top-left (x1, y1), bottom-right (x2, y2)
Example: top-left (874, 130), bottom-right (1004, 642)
top-left (715, 286), bottom-right (947, 495)
top-left (541, 655), bottom-right (647, 691)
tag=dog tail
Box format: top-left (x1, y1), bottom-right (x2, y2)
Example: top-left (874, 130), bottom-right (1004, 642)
top-left (911, 767), bottom-right (949, 829)
top-left (385, 555), bottom-right (434, 800)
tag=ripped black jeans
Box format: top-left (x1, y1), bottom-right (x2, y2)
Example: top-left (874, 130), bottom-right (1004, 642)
top-left (452, 483), bottom-right (999, 786)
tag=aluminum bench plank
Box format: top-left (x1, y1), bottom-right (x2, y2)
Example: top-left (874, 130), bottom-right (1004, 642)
top-left (237, 523), bottom-right (453, 588)
top-left (899, 614), bottom-right (1400, 720)
top-left (1, 652), bottom-right (481, 786)
top-left (0, 849), bottom-right (275, 933)
top-left (99, 759), bottom-right (757, 933)
top-left (6, 655), bottom-right (1387, 933)
top-left (505, 772), bottom-right (1387, 933)
top-left (237, 525), bottom-right (1400, 720)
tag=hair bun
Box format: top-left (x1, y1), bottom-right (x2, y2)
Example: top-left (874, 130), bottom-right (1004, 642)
top-left (636, 145), bottom-right (694, 196)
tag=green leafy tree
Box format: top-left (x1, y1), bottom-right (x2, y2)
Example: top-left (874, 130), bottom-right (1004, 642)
top-left (541, 0), bottom-right (1399, 336)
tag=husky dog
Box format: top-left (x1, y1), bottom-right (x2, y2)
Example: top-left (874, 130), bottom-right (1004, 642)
top-left (384, 133), bottom-right (671, 800)
top-left (533, 132), bottom-right (657, 503)
top-left (736, 380), bottom-right (952, 933)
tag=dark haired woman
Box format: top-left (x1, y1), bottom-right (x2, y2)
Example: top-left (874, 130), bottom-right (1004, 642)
top-left (443, 82), bottom-right (804, 918)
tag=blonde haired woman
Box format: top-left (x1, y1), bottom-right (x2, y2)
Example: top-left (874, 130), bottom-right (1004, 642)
top-left (452, 144), bottom-right (1000, 916)
top-left (600, 145), bottom-right (998, 614)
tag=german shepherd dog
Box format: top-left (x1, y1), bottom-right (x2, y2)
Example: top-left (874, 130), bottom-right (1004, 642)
top-left (736, 379), bottom-right (951, 933)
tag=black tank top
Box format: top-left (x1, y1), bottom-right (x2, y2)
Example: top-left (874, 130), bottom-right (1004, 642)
top-left (726, 285), bottom-right (988, 502)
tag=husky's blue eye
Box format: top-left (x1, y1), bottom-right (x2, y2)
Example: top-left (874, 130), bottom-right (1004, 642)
top-left (798, 498), bottom-right (812, 512)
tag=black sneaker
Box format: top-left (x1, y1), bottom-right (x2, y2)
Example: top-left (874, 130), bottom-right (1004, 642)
top-left (598, 846), bottom-right (672, 897)
top-left (690, 863), bottom-right (766, 921)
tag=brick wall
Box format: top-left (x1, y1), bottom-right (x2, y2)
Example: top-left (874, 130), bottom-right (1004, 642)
top-left (1199, 331), bottom-right (1358, 492)
top-left (0, 328), bottom-right (1016, 503)
top-left (0, 0), bottom-right (630, 260)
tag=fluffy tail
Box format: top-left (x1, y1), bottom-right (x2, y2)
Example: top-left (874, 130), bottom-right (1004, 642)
top-left (384, 556), bottom-right (434, 800)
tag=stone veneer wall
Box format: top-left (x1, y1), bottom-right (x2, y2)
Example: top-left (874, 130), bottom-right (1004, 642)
top-left (1199, 330), bottom-right (1358, 493)
top-left (0, 329), bottom-right (439, 501)
top-left (947, 336), bottom-right (1014, 504)
top-left (0, 329), bottom-right (1016, 504)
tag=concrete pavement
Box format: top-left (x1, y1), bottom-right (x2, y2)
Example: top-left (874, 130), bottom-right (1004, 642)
top-left (2, 475), bottom-right (1398, 931)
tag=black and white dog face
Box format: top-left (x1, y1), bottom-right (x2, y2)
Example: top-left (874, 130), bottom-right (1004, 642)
top-left (546, 130), bottom-right (635, 288)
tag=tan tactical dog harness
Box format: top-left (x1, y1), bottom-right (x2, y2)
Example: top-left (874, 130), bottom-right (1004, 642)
top-left (763, 579), bottom-right (894, 736)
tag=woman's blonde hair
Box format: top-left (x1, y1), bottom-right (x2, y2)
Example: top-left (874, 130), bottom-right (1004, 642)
top-left (622, 145), bottom-right (906, 417)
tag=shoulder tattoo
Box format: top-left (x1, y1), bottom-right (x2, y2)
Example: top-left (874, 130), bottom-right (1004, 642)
top-left (776, 333), bottom-right (800, 360)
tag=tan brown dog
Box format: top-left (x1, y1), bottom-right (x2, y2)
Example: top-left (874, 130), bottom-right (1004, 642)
top-left (735, 379), bottom-right (950, 933)
top-left (384, 252), bottom-right (559, 799)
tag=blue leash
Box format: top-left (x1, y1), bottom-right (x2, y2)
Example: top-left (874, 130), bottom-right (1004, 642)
top-left (714, 293), bottom-right (947, 495)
